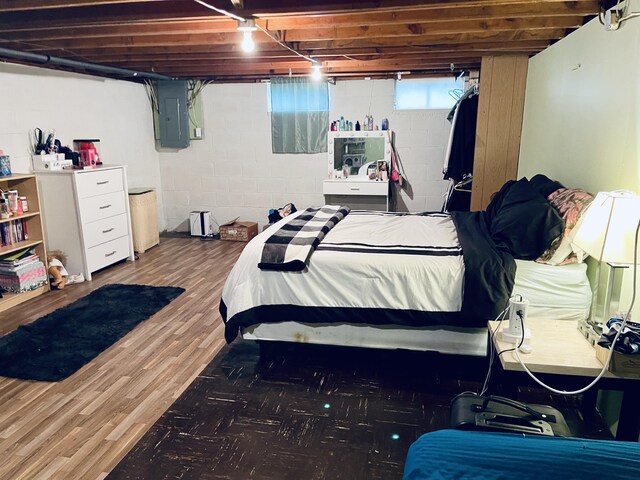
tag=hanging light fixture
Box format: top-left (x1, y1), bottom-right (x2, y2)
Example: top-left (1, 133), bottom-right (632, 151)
top-left (237, 18), bottom-right (257, 53)
top-left (311, 63), bottom-right (322, 81)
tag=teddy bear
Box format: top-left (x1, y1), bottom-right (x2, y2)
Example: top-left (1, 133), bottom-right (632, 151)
top-left (47, 250), bottom-right (68, 289)
top-left (47, 250), bottom-right (85, 290)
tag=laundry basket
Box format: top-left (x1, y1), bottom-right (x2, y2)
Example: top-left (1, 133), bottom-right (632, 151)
top-left (128, 188), bottom-right (159, 253)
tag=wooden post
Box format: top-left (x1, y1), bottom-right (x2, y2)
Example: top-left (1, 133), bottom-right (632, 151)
top-left (471, 55), bottom-right (528, 211)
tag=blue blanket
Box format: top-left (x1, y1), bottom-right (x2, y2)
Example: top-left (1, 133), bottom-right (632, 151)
top-left (404, 430), bottom-right (640, 480)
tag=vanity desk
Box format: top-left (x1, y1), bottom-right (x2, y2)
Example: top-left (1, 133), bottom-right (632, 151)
top-left (322, 130), bottom-right (392, 211)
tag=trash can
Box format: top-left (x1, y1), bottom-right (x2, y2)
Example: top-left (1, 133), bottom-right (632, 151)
top-left (128, 188), bottom-right (159, 253)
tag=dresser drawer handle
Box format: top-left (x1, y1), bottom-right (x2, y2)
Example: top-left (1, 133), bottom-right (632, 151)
top-left (102, 228), bottom-right (114, 234)
top-left (99, 204), bottom-right (112, 210)
top-left (104, 251), bottom-right (116, 257)
top-left (350, 187), bottom-right (360, 191)
top-left (97, 181), bottom-right (109, 185)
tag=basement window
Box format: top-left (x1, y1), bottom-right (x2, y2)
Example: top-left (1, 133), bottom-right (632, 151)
top-left (394, 77), bottom-right (464, 110)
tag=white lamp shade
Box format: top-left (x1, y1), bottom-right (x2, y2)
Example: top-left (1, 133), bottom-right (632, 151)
top-left (572, 191), bottom-right (640, 264)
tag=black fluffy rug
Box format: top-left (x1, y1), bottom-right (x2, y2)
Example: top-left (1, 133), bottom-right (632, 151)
top-left (0, 284), bottom-right (184, 382)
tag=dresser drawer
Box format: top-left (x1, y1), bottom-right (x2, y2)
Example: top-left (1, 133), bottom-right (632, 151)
top-left (75, 169), bottom-right (124, 199)
top-left (79, 191), bottom-right (126, 224)
top-left (86, 235), bottom-right (131, 273)
top-left (82, 214), bottom-right (130, 249)
top-left (323, 179), bottom-right (388, 196)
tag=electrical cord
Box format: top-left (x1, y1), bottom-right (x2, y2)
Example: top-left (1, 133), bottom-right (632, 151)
top-left (193, 0), bottom-right (317, 65)
top-left (480, 304), bottom-right (510, 396)
top-left (513, 217), bottom-right (640, 396)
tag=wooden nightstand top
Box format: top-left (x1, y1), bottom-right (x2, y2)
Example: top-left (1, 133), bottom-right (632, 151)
top-left (488, 318), bottom-right (637, 380)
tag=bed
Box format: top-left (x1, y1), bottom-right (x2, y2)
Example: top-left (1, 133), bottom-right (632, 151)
top-left (220, 176), bottom-right (593, 355)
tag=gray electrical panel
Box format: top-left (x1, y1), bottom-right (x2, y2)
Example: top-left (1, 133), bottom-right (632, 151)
top-left (157, 80), bottom-right (190, 149)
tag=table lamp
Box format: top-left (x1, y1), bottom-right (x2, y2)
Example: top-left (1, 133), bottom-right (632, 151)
top-left (572, 190), bottom-right (640, 343)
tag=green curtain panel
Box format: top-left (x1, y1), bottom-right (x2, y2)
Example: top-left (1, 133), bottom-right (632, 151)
top-left (270, 77), bottom-right (329, 154)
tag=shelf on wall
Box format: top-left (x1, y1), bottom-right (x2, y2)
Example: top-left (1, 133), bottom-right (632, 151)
top-left (0, 239), bottom-right (43, 257)
top-left (0, 212), bottom-right (40, 225)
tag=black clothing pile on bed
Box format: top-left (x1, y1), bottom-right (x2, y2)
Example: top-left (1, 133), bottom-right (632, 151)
top-left (452, 175), bottom-right (563, 321)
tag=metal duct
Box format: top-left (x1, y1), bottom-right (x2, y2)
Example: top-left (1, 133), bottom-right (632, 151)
top-left (0, 46), bottom-right (172, 81)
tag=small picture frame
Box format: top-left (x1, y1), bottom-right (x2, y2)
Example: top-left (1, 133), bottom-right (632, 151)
top-left (376, 160), bottom-right (388, 181)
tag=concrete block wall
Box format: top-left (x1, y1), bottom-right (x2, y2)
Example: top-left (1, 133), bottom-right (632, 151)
top-left (159, 79), bottom-right (451, 231)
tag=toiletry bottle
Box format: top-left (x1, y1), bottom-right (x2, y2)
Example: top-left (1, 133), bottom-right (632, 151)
top-left (340, 116), bottom-right (345, 131)
top-left (355, 121), bottom-right (361, 131)
top-left (368, 115), bottom-right (374, 131)
top-left (381, 118), bottom-right (389, 131)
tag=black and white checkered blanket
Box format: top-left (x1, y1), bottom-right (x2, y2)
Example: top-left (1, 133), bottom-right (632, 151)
top-left (258, 205), bottom-right (351, 271)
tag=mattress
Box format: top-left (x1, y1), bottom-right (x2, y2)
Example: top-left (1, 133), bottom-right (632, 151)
top-left (512, 259), bottom-right (592, 322)
top-left (242, 259), bottom-right (592, 356)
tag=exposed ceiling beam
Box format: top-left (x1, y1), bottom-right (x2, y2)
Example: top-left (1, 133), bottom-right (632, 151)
top-left (43, 40), bottom-right (551, 59)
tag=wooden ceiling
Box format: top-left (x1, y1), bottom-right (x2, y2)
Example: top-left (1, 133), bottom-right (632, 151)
top-left (0, 0), bottom-right (599, 82)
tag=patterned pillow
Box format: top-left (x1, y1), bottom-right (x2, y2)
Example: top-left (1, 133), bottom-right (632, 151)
top-left (537, 188), bottom-right (594, 265)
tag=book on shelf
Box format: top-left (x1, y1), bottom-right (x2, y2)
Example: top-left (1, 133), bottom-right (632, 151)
top-left (0, 218), bottom-right (30, 247)
top-left (0, 247), bottom-right (39, 268)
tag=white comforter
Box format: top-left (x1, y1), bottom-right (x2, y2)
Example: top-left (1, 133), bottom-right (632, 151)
top-left (221, 210), bottom-right (465, 322)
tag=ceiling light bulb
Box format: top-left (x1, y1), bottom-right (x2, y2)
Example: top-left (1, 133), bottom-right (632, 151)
top-left (241, 31), bottom-right (255, 53)
top-left (311, 64), bottom-right (322, 81)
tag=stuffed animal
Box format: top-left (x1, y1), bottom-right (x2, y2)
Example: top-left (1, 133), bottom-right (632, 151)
top-left (47, 250), bottom-right (68, 289)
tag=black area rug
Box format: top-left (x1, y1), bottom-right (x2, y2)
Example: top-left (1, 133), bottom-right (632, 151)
top-left (0, 284), bottom-right (184, 382)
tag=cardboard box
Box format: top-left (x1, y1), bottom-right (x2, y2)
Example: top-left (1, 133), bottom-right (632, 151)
top-left (220, 220), bottom-right (258, 242)
top-left (595, 345), bottom-right (640, 378)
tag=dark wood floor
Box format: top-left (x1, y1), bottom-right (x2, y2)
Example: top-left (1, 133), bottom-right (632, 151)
top-left (108, 340), bottom-right (612, 480)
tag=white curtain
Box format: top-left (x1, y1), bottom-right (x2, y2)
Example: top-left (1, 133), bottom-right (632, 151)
top-left (270, 77), bottom-right (329, 154)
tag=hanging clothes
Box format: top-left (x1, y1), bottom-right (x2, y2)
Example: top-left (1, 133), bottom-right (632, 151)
top-left (442, 89), bottom-right (479, 212)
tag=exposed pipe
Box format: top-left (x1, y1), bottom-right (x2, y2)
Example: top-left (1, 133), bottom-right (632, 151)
top-left (0, 46), bottom-right (172, 81)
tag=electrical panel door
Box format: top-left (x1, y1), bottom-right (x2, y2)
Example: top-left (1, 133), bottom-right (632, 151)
top-left (157, 80), bottom-right (190, 149)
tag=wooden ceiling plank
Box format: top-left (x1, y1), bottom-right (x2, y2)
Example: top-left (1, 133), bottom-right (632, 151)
top-left (282, 17), bottom-right (583, 42)
top-left (0, 19), bottom-right (240, 41)
top-left (297, 29), bottom-right (566, 49)
top-left (0, 0), bottom-right (165, 13)
top-left (262, 2), bottom-right (596, 30)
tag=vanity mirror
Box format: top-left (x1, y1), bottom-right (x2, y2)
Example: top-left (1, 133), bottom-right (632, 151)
top-left (323, 130), bottom-right (393, 211)
top-left (327, 130), bottom-right (391, 178)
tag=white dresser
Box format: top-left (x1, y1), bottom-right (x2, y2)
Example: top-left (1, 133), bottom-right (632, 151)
top-left (37, 165), bottom-right (135, 280)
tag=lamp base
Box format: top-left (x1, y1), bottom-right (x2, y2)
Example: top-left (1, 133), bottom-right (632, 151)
top-left (577, 319), bottom-right (602, 348)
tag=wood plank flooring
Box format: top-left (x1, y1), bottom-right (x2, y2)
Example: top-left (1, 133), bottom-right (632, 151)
top-left (0, 237), bottom-right (245, 480)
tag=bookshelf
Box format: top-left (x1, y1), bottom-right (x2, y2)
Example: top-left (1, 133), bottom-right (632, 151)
top-left (0, 173), bottom-right (49, 312)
